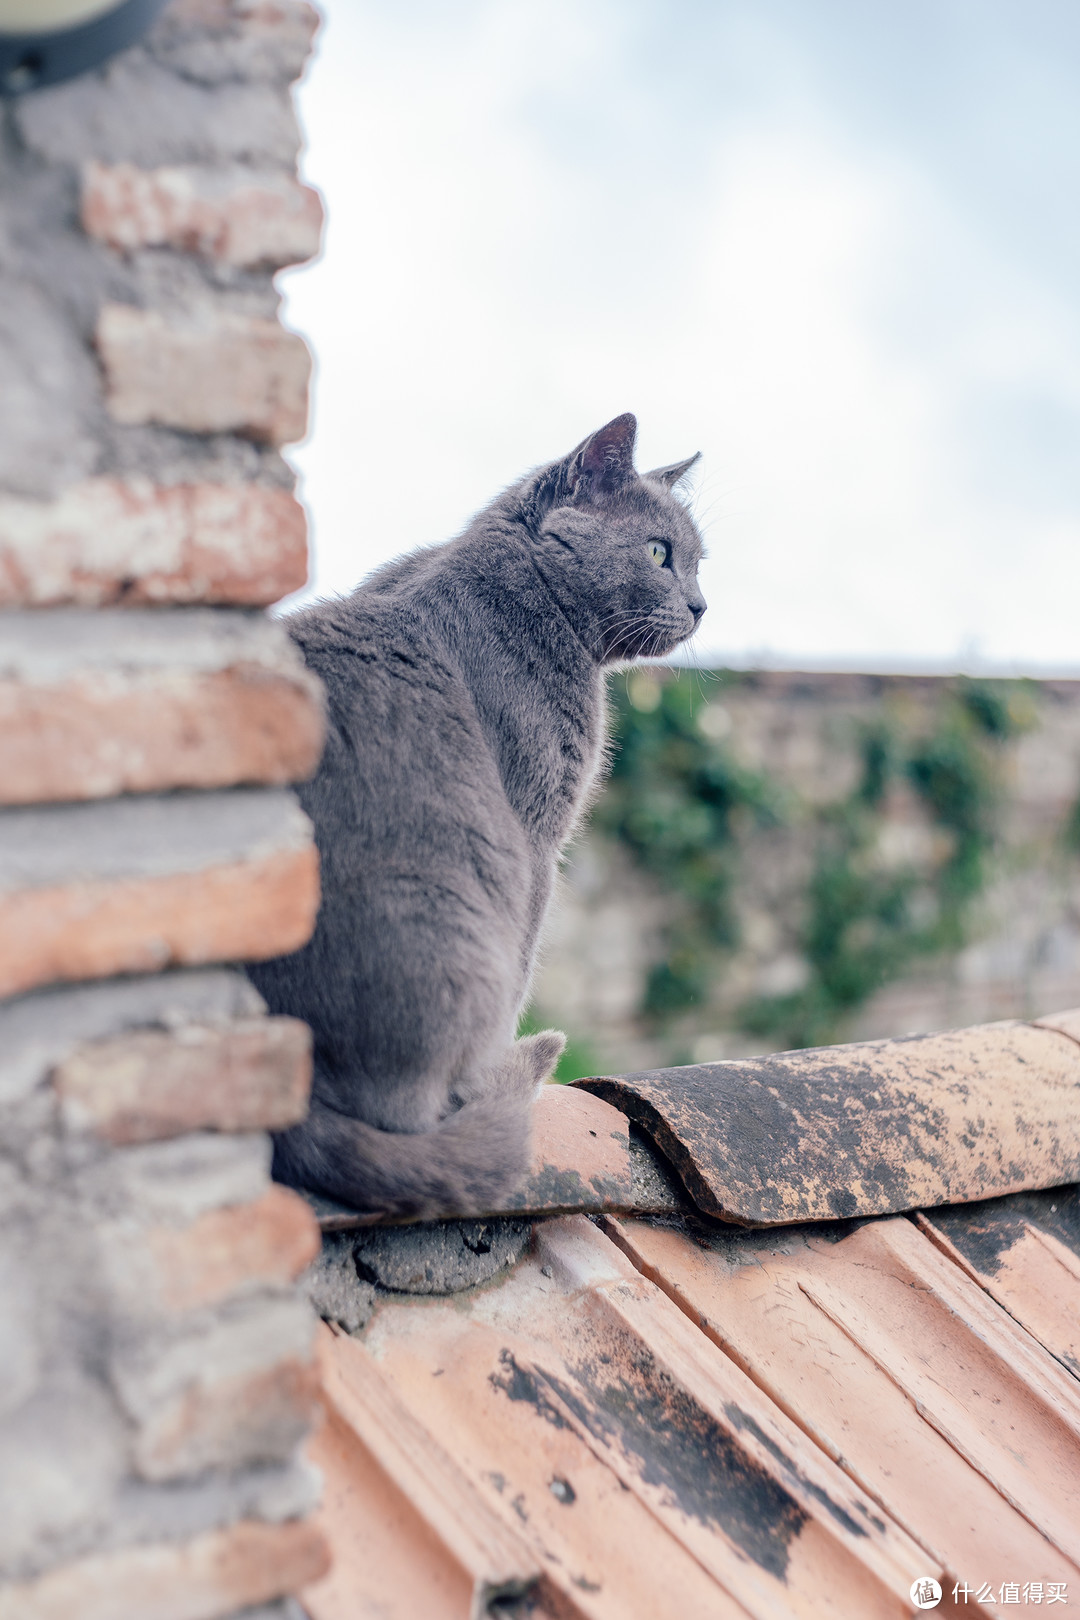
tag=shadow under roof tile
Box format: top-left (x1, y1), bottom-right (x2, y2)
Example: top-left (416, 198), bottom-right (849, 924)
top-left (918, 1185), bottom-right (1080, 1381)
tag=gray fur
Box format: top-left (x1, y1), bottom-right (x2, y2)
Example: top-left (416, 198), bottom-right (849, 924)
top-left (247, 413), bottom-right (706, 1219)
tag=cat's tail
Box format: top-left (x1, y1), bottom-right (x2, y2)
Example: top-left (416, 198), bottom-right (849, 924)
top-left (271, 1031), bottom-right (565, 1221)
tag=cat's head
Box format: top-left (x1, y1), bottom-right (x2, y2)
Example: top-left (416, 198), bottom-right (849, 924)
top-left (521, 413), bottom-right (707, 664)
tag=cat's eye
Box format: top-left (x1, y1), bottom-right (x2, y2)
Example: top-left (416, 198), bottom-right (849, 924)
top-left (647, 539), bottom-right (671, 569)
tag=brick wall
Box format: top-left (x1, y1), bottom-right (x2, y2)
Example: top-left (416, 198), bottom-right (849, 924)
top-left (0, 5), bottom-right (331, 1616)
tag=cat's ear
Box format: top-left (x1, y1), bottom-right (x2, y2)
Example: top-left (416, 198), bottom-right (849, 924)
top-left (644, 451), bottom-right (701, 490)
top-left (518, 1029), bottom-right (566, 1086)
top-left (568, 412), bottom-right (638, 498)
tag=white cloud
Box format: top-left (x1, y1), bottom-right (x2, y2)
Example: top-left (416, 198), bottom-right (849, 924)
top-left (281, 0), bottom-right (1080, 671)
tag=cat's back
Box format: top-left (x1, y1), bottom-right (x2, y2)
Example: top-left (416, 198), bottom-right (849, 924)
top-left (288, 559), bottom-right (439, 686)
top-left (283, 561), bottom-right (516, 849)
top-left (288, 564), bottom-right (463, 738)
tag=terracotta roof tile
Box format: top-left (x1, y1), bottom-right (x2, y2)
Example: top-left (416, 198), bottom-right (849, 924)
top-left (918, 1186), bottom-right (1080, 1379)
top-left (576, 1019), bottom-right (1080, 1224)
top-left (308, 1315), bottom-right (748, 1620)
top-left (307, 1216), bottom-right (950, 1618)
top-left (305, 1331), bottom-right (544, 1619)
top-left (1035, 1007), bottom-right (1080, 1045)
top-left (604, 1211), bottom-right (1080, 1615)
top-left (299, 1014), bottom-right (1080, 1618)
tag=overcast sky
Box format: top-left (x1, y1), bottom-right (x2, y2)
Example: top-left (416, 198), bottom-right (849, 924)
top-left (281, 0), bottom-right (1080, 672)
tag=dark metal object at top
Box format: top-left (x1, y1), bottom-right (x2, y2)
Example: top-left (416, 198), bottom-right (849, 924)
top-left (0, 0), bottom-right (168, 96)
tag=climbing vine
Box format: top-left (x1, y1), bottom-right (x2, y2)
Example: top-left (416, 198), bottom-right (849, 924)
top-left (599, 669), bottom-right (1040, 1052)
top-left (1065, 780), bottom-right (1080, 856)
top-left (592, 669), bottom-right (784, 1021)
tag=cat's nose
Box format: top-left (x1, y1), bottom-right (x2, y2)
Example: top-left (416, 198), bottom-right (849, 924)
top-left (688, 595), bottom-right (706, 622)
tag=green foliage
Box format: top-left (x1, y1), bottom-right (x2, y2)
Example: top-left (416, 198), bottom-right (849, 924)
top-left (857, 722), bottom-right (892, 807)
top-left (597, 670), bottom-right (1041, 1053)
top-left (956, 675), bottom-right (1036, 741)
top-left (741, 677), bottom-right (1035, 1048)
top-left (1061, 745), bottom-right (1080, 857)
top-left (593, 669), bottom-right (783, 1019)
top-left (1067, 792), bottom-right (1080, 856)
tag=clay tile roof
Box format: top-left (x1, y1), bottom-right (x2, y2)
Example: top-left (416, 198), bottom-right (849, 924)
top-left (576, 1017), bottom-right (1080, 1225)
top-left (300, 1014), bottom-right (1080, 1620)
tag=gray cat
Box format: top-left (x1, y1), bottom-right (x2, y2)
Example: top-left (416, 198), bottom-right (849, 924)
top-left (248, 412), bottom-right (706, 1219)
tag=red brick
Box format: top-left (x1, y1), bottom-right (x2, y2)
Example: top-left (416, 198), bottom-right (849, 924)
top-left (0, 665), bottom-right (325, 805)
top-left (0, 478), bottom-right (307, 608)
top-left (82, 160), bottom-right (323, 269)
top-left (53, 1017), bottom-right (313, 1143)
top-left (148, 1186), bottom-right (321, 1312)
top-left (0, 843), bottom-right (320, 998)
top-left (97, 304), bottom-right (310, 446)
top-left (98, 1187), bottom-right (320, 1322)
top-left (134, 1351), bottom-right (321, 1480)
top-left (0, 1517), bottom-right (330, 1620)
top-left (109, 1291), bottom-right (320, 1480)
top-left (153, 0), bottom-right (320, 84)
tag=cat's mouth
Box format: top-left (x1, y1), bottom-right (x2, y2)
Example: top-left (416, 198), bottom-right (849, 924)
top-left (604, 608), bottom-right (699, 663)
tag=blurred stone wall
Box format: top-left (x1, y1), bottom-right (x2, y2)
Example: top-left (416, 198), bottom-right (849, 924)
top-left (536, 670), bottom-right (1080, 1074)
top-left (0, 4), bottom-right (331, 1616)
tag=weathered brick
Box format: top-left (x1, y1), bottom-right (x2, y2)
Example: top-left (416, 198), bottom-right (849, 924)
top-left (98, 305), bottom-right (310, 446)
top-left (0, 670), bottom-right (323, 803)
top-left (0, 1517), bottom-right (330, 1620)
top-left (0, 479), bottom-right (307, 608)
top-left (0, 969), bottom-right (265, 1110)
top-left (113, 1297), bottom-right (319, 1480)
top-left (83, 161), bottom-right (323, 269)
top-left (54, 1018), bottom-right (312, 1143)
top-left (0, 789), bottom-right (319, 998)
top-left (151, 1185), bottom-right (319, 1312)
top-left (149, 0), bottom-right (321, 87)
top-left (89, 1133), bottom-right (273, 1228)
top-left (0, 852), bottom-right (318, 999)
top-left (103, 1186), bottom-right (320, 1316)
top-left (14, 53), bottom-right (301, 169)
top-left (0, 608), bottom-right (325, 805)
top-left (1, 0), bottom-right (325, 1606)
top-left (138, 1353), bottom-right (321, 1481)
top-left (0, 279), bottom-right (100, 501)
top-left (0, 1375), bottom-right (130, 1580)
